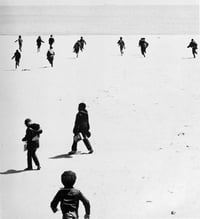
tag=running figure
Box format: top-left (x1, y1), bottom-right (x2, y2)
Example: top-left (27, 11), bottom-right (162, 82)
top-left (79, 36), bottom-right (86, 51)
top-left (47, 48), bottom-right (55, 67)
top-left (15, 35), bottom-right (23, 52)
top-left (187, 39), bottom-right (198, 58)
top-left (138, 37), bottom-right (149, 57)
top-left (117, 37), bottom-right (125, 55)
top-left (12, 49), bottom-right (21, 69)
top-left (73, 40), bottom-right (80, 58)
top-left (36, 36), bottom-right (45, 52)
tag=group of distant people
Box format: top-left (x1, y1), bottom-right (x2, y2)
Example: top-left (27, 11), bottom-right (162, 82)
top-left (117, 37), bottom-right (198, 58)
top-left (12, 35), bottom-right (198, 69)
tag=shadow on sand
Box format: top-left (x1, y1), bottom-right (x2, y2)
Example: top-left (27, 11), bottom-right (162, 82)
top-left (182, 57), bottom-right (195, 60)
top-left (0, 169), bottom-right (25, 175)
top-left (49, 154), bottom-right (73, 159)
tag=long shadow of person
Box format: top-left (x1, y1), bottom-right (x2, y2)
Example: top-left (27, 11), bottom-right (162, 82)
top-left (49, 154), bottom-right (72, 159)
top-left (0, 169), bottom-right (25, 175)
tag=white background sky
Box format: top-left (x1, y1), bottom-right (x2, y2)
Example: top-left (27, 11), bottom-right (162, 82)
top-left (0, 0), bottom-right (199, 5)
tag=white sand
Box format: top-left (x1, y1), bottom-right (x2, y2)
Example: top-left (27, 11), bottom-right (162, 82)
top-left (0, 35), bottom-right (200, 219)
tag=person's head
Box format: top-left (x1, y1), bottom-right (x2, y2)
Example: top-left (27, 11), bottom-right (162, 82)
top-left (80, 36), bottom-right (83, 39)
top-left (24, 118), bottom-right (31, 127)
top-left (120, 37), bottom-right (122, 40)
top-left (61, 171), bottom-right (77, 187)
top-left (78, 102), bottom-right (86, 111)
top-left (191, 39), bottom-right (194, 42)
top-left (19, 35), bottom-right (21, 38)
top-left (50, 35), bottom-right (53, 37)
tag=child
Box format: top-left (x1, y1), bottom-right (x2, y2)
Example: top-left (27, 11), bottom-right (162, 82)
top-left (22, 119), bottom-right (42, 170)
top-left (138, 37), bottom-right (149, 57)
top-left (48, 34), bottom-right (55, 49)
top-left (36, 36), bottom-right (45, 52)
top-left (47, 48), bottom-right (55, 67)
top-left (117, 37), bottom-right (125, 55)
top-left (12, 49), bottom-right (21, 69)
top-left (79, 36), bottom-right (86, 51)
top-left (50, 171), bottom-right (90, 219)
top-left (187, 39), bottom-right (198, 58)
top-left (73, 40), bottom-right (80, 58)
top-left (69, 103), bottom-right (93, 154)
top-left (15, 35), bottom-right (23, 51)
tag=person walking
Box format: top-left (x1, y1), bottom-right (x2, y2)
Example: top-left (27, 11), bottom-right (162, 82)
top-left (138, 37), bottom-right (149, 57)
top-left (12, 49), bottom-right (21, 69)
top-left (73, 40), bottom-right (80, 58)
top-left (22, 118), bottom-right (42, 171)
top-left (36, 36), bottom-right (45, 52)
top-left (79, 36), bottom-right (86, 51)
top-left (69, 103), bottom-right (93, 154)
top-left (117, 37), bottom-right (125, 55)
top-left (15, 35), bottom-right (23, 52)
top-left (47, 48), bottom-right (55, 67)
top-left (48, 34), bottom-right (55, 49)
top-left (187, 39), bottom-right (198, 58)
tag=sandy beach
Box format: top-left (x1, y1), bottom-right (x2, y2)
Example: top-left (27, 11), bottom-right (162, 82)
top-left (0, 35), bottom-right (200, 218)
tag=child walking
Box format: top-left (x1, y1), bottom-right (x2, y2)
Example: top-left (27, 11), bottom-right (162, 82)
top-left (50, 170), bottom-right (91, 219)
top-left (69, 103), bottom-right (93, 154)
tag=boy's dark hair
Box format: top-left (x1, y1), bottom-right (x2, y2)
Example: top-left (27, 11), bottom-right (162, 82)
top-left (24, 118), bottom-right (31, 126)
top-left (78, 103), bottom-right (86, 111)
top-left (61, 171), bottom-right (77, 187)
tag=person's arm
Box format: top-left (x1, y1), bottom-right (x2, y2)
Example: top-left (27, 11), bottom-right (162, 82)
top-left (22, 129), bottom-right (29, 141)
top-left (50, 191), bottom-right (61, 213)
top-left (79, 191), bottom-right (90, 218)
top-left (73, 114), bottom-right (80, 134)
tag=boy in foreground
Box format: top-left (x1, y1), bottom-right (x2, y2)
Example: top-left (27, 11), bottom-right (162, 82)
top-left (50, 170), bottom-right (90, 219)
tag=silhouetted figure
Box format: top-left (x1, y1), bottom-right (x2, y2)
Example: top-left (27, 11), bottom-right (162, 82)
top-left (187, 39), bottom-right (198, 58)
top-left (51, 170), bottom-right (91, 219)
top-left (36, 36), bottom-right (45, 52)
top-left (73, 41), bottom-right (80, 58)
top-left (22, 118), bottom-right (42, 171)
top-left (48, 35), bottom-right (55, 49)
top-left (139, 37), bottom-right (149, 57)
top-left (79, 36), bottom-right (86, 51)
top-left (69, 103), bottom-right (93, 154)
top-left (15, 35), bottom-right (23, 51)
top-left (12, 49), bottom-right (21, 69)
top-left (117, 37), bottom-right (125, 55)
top-left (47, 48), bottom-right (55, 67)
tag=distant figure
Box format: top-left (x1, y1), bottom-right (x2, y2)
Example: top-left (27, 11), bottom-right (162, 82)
top-left (79, 36), bottom-right (86, 51)
top-left (47, 48), bottom-right (55, 67)
top-left (36, 36), bottom-right (45, 52)
top-left (138, 37), bottom-right (149, 57)
top-left (117, 37), bottom-right (125, 55)
top-left (73, 41), bottom-right (81, 58)
top-left (22, 118), bottom-right (42, 171)
top-left (50, 170), bottom-right (91, 219)
top-left (15, 35), bottom-right (23, 51)
top-left (187, 39), bottom-right (198, 58)
top-left (48, 35), bottom-right (55, 49)
top-left (69, 103), bottom-right (93, 155)
top-left (12, 49), bottom-right (21, 69)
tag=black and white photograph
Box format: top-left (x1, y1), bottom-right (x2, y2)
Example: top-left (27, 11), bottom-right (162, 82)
top-left (0, 0), bottom-right (199, 218)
